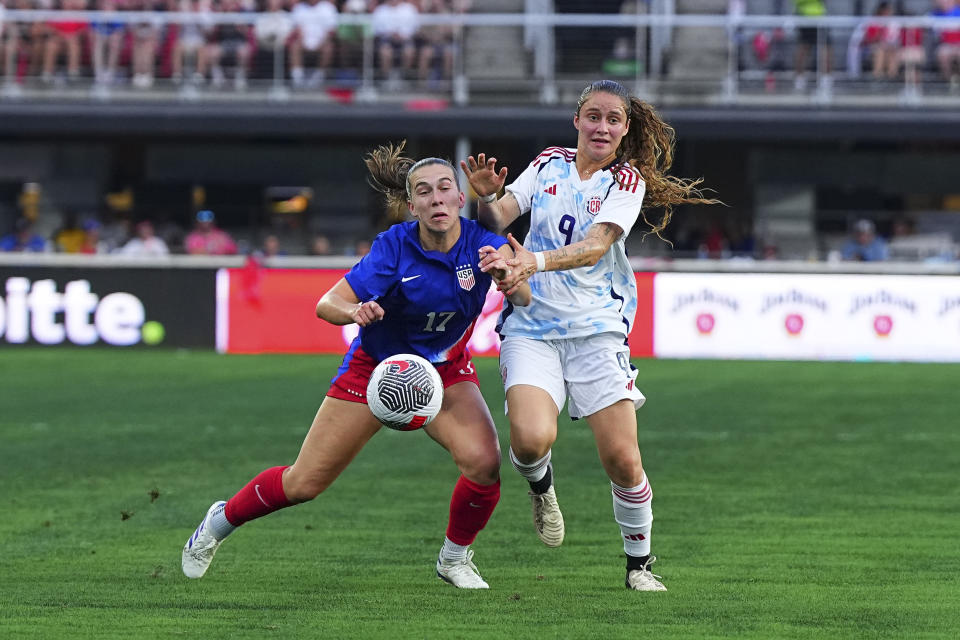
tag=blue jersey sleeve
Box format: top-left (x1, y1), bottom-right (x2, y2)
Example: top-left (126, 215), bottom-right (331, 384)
top-left (344, 231), bottom-right (399, 301)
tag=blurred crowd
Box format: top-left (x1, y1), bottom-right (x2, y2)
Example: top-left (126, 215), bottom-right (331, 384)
top-left (740, 0), bottom-right (960, 95)
top-left (0, 209), bottom-right (373, 258)
top-left (0, 0), bottom-right (469, 90)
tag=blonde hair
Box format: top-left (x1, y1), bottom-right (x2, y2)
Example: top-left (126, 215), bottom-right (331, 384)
top-left (364, 140), bottom-right (460, 221)
top-left (576, 80), bottom-right (719, 239)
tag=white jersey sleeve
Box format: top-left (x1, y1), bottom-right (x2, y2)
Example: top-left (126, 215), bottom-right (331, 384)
top-left (593, 165), bottom-right (646, 240)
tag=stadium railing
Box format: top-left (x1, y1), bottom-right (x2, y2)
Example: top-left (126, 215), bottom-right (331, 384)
top-left (2, 252), bottom-right (957, 275)
top-left (3, 10), bottom-right (960, 107)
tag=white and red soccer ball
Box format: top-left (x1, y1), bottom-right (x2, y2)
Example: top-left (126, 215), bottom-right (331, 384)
top-left (366, 354), bottom-right (443, 431)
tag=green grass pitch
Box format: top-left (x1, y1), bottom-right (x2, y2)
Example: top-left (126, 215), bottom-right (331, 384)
top-left (1, 349), bottom-right (958, 639)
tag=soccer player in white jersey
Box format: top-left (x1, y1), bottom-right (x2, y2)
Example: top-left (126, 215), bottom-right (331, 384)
top-left (462, 79), bottom-right (717, 591)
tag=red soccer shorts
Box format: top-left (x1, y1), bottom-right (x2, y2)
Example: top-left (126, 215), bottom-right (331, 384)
top-left (327, 345), bottom-right (480, 404)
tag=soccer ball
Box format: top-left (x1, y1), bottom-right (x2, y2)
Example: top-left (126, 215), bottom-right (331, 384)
top-left (366, 354), bottom-right (444, 431)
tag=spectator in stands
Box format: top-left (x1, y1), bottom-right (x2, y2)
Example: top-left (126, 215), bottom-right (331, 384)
top-left (260, 232), bottom-right (286, 258)
top-left (131, 0), bottom-right (163, 88)
top-left (171, 0), bottom-right (214, 85)
top-left (120, 220), bottom-right (171, 256)
top-left (99, 210), bottom-right (132, 251)
top-left (862, 1), bottom-right (898, 81)
top-left (895, 12), bottom-right (927, 91)
top-left (42, 0), bottom-right (88, 85)
top-left (842, 219), bottom-right (889, 261)
top-left (185, 209), bottom-right (238, 254)
top-left (1, 217), bottom-right (49, 252)
top-left (416, 0), bottom-right (463, 88)
top-left (793, 0), bottom-right (831, 92)
top-left (254, 0), bottom-right (295, 66)
top-left (353, 238), bottom-right (371, 256)
top-left (54, 210), bottom-right (86, 252)
top-left (932, 0), bottom-right (960, 88)
top-left (336, 0), bottom-right (368, 75)
top-left (2, 0), bottom-right (46, 85)
top-left (90, 0), bottom-right (125, 85)
top-left (310, 233), bottom-right (332, 255)
top-left (78, 218), bottom-right (108, 254)
top-left (289, 0), bottom-right (338, 88)
top-left (371, 0), bottom-right (418, 87)
top-left (203, 0), bottom-right (254, 89)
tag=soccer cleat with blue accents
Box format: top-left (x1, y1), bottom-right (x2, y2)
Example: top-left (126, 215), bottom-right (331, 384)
top-left (182, 501), bottom-right (226, 579)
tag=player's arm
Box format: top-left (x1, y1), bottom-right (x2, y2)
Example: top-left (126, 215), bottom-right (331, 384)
top-left (478, 242), bottom-right (532, 306)
top-left (477, 192), bottom-right (522, 236)
top-left (461, 153), bottom-right (522, 234)
top-left (492, 223), bottom-right (623, 296)
top-left (494, 243), bottom-right (532, 306)
top-left (316, 277), bottom-right (385, 327)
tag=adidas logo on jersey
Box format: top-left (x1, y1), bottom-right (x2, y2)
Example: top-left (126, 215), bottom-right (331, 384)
top-left (543, 184), bottom-right (557, 195)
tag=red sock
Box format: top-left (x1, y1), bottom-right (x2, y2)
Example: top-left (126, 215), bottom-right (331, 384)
top-left (446, 475), bottom-right (500, 546)
top-left (223, 465), bottom-right (293, 527)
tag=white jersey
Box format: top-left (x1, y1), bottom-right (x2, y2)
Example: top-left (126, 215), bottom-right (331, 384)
top-left (499, 146), bottom-right (645, 340)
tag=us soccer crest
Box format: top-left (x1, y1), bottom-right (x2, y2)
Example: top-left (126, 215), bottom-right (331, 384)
top-left (456, 264), bottom-right (475, 291)
top-left (586, 196), bottom-right (603, 216)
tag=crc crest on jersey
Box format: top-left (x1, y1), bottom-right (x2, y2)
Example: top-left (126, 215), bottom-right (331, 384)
top-left (586, 196), bottom-right (603, 215)
top-left (456, 264), bottom-right (475, 291)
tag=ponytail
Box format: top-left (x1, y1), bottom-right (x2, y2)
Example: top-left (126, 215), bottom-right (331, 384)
top-left (365, 141), bottom-right (462, 222)
top-left (365, 140), bottom-right (415, 222)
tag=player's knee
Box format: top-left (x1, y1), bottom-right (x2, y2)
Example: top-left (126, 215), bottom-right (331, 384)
top-left (459, 448), bottom-right (501, 485)
top-left (602, 451), bottom-right (644, 487)
top-left (509, 425), bottom-right (554, 461)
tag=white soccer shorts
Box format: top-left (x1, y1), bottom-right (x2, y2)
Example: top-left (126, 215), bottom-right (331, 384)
top-left (499, 333), bottom-right (645, 419)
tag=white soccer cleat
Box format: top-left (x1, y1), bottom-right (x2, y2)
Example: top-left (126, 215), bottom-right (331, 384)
top-left (625, 556), bottom-right (667, 591)
top-left (436, 550), bottom-right (490, 589)
top-left (530, 485), bottom-right (565, 547)
top-left (182, 501), bottom-right (226, 579)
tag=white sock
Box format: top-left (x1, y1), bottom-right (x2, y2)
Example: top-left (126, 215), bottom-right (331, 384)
top-left (208, 503), bottom-right (237, 540)
top-left (509, 448), bottom-right (550, 483)
top-left (439, 536), bottom-right (468, 563)
top-left (611, 475), bottom-right (653, 557)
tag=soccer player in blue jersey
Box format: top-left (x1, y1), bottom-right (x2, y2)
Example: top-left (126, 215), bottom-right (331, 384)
top-left (182, 142), bottom-right (531, 589)
top-left (462, 79), bottom-right (717, 591)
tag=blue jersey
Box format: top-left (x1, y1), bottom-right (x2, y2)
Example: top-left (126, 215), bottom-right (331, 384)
top-left (344, 219), bottom-right (506, 364)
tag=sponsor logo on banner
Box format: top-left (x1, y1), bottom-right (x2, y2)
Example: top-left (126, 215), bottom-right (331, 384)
top-left (671, 289), bottom-right (739, 313)
top-left (760, 289), bottom-right (827, 337)
top-left (1, 276), bottom-right (148, 346)
top-left (849, 289), bottom-right (916, 339)
top-left (938, 296), bottom-right (960, 317)
top-left (696, 313), bottom-right (715, 334)
top-left (873, 315), bottom-right (893, 337)
top-left (784, 313), bottom-right (805, 336)
top-left (849, 290), bottom-right (916, 315)
top-left (456, 264), bottom-right (475, 291)
top-left (587, 196), bottom-right (603, 215)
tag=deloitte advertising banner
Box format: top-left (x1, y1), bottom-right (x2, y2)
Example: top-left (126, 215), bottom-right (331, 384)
top-left (216, 268), bottom-right (657, 357)
top-left (654, 273), bottom-right (960, 362)
top-left (0, 267), bottom-right (215, 348)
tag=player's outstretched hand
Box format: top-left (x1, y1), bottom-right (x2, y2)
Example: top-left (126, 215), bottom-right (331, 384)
top-left (495, 233), bottom-right (537, 296)
top-left (460, 153), bottom-right (508, 202)
top-left (352, 300), bottom-right (385, 327)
